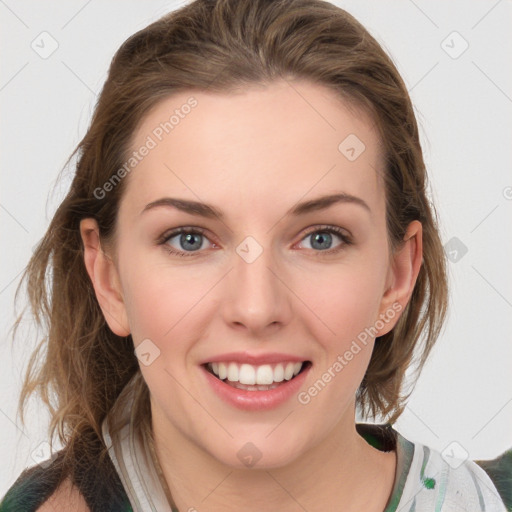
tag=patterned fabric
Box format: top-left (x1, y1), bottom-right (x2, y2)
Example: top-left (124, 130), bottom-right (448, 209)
top-left (381, 430), bottom-right (509, 511)
top-left (1, 375), bottom-right (510, 511)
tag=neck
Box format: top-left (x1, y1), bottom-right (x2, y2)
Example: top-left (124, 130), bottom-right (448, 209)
top-left (151, 405), bottom-right (397, 512)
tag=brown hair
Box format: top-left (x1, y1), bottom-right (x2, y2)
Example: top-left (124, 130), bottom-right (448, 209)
top-left (12, 0), bottom-right (447, 484)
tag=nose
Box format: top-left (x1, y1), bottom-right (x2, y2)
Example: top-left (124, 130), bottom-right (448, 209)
top-left (221, 237), bottom-right (293, 336)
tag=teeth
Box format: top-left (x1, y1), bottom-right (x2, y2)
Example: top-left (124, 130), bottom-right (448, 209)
top-left (208, 361), bottom-right (305, 385)
top-left (218, 362), bottom-right (227, 380)
top-left (273, 363), bottom-right (284, 382)
top-left (239, 364), bottom-right (256, 385)
top-left (284, 362), bottom-right (295, 380)
top-left (227, 362), bottom-right (239, 382)
top-left (256, 365), bottom-right (273, 385)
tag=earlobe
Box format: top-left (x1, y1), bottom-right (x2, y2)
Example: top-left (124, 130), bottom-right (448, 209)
top-left (376, 220), bottom-right (423, 336)
top-left (79, 218), bottom-right (130, 337)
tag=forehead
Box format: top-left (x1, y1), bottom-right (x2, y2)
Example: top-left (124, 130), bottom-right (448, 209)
top-left (121, 79), bottom-right (385, 221)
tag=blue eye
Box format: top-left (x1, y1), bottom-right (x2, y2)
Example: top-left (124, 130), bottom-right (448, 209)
top-left (157, 225), bottom-right (352, 258)
top-left (299, 226), bottom-right (353, 255)
top-left (159, 228), bottom-right (212, 257)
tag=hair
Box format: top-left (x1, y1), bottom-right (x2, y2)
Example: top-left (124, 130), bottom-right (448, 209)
top-left (11, 0), bottom-right (447, 489)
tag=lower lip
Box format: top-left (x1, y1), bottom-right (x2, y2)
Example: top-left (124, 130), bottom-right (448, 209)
top-left (201, 364), bottom-right (311, 411)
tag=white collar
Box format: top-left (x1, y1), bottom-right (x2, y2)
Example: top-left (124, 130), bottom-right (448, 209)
top-left (101, 375), bottom-right (173, 512)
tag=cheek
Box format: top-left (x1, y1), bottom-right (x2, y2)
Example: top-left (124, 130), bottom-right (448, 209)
top-left (292, 267), bottom-right (384, 415)
top-left (120, 254), bottom-right (213, 363)
top-left (292, 254), bottom-right (388, 344)
top-left (122, 273), bottom-right (176, 339)
top-left (119, 241), bottom-right (195, 330)
top-left (122, 268), bottom-right (202, 396)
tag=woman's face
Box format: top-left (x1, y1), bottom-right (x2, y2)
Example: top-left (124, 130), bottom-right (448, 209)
top-left (96, 79), bottom-right (415, 468)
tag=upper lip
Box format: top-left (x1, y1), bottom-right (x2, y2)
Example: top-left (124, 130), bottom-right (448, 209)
top-left (200, 352), bottom-right (310, 366)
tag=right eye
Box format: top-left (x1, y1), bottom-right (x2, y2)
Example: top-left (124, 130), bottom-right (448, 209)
top-left (158, 227), bottom-right (216, 257)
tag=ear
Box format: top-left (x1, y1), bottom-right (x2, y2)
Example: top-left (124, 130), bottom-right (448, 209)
top-left (375, 220), bottom-right (423, 336)
top-left (79, 218), bottom-right (130, 337)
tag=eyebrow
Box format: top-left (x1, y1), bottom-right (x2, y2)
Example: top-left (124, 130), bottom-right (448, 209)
top-left (140, 192), bottom-right (371, 220)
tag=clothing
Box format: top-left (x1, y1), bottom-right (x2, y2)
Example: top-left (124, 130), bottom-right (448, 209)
top-left (1, 374), bottom-right (511, 511)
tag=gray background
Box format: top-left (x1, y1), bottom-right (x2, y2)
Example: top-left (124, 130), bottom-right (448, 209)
top-left (1, 0), bottom-right (511, 497)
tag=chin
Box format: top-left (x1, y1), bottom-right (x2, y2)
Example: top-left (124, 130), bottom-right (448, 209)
top-left (203, 430), bottom-right (310, 470)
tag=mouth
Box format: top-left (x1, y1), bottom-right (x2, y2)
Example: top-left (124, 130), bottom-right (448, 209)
top-left (202, 360), bottom-right (312, 392)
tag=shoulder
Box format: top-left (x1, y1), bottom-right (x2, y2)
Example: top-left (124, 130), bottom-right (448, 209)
top-left (394, 431), bottom-right (510, 511)
top-left (476, 448), bottom-right (512, 511)
top-left (0, 469), bottom-right (89, 512)
top-left (0, 452), bottom-right (65, 512)
top-left (0, 448), bottom-right (132, 512)
top-left (36, 478), bottom-right (89, 512)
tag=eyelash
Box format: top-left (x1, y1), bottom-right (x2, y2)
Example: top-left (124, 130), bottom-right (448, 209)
top-left (157, 225), bottom-right (353, 258)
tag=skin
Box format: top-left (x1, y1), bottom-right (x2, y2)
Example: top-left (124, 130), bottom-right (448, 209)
top-left (80, 79), bottom-right (422, 511)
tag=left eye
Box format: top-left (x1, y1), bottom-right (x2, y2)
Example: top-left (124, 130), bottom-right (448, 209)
top-left (297, 226), bottom-right (352, 253)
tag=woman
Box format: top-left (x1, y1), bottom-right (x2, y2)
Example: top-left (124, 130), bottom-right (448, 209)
top-left (1, 0), bottom-right (510, 510)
